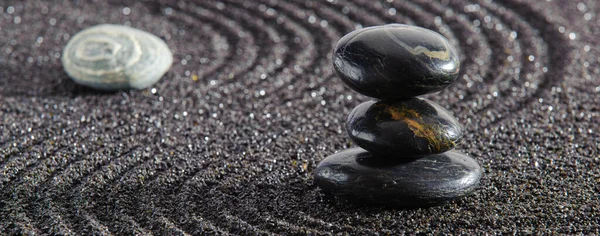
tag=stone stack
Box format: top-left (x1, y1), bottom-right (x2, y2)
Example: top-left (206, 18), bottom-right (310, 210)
top-left (314, 24), bottom-right (482, 207)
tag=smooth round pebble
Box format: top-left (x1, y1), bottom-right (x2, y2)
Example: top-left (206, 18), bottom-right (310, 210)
top-left (314, 148), bottom-right (481, 207)
top-left (62, 24), bottom-right (173, 91)
top-left (333, 24), bottom-right (460, 99)
top-left (347, 98), bottom-right (462, 157)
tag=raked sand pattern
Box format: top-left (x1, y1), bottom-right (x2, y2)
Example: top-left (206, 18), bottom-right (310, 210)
top-left (1, 0), bottom-right (599, 234)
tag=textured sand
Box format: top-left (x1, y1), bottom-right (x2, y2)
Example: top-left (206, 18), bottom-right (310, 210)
top-left (1, 0), bottom-right (599, 234)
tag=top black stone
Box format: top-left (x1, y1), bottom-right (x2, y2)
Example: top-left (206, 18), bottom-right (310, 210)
top-left (333, 24), bottom-right (460, 99)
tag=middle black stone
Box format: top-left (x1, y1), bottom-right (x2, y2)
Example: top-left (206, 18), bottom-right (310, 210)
top-left (346, 97), bottom-right (462, 157)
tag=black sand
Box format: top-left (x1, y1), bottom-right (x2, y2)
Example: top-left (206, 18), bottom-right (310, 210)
top-left (1, 0), bottom-right (599, 234)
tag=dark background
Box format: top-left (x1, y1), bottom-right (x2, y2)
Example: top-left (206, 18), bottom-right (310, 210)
top-left (1, 0), bottom-right (599, 234)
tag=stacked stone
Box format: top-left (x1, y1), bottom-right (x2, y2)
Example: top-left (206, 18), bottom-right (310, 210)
top-left (314, 24), bottom-right (482, 207)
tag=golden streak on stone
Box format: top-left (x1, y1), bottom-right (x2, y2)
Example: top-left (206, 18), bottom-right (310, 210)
top-left (383, 105), bottom-right (421, 121)
top-left (404, 119), bottom-right (443, 152)
top-left (382, 105), bottom-right (453, 152)
top-left (384, 28), bottom-right (451, 61)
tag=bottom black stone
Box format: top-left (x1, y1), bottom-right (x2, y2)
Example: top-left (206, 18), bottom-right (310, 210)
top-left (314, 148), bottom-right (482, 207)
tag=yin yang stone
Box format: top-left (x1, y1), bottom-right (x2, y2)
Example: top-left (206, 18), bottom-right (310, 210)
top-left (62, 24), bottom-right (173, 91)
top-left (347, 98), bottom-right (462, 157)
top-left (333, 24), bottom-right (460, 99)
top-left (314, 148), bottom-right (481, 207)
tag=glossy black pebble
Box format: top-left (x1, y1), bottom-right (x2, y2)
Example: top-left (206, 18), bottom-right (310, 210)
top-left (314, 148), bottom-right (481, 207)
top-left (347, 98), bottom-right (462, 157)
top-left (333, 24), bottom-right (460, 99)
